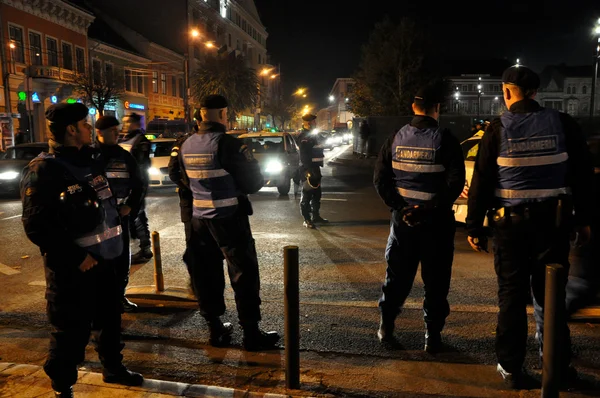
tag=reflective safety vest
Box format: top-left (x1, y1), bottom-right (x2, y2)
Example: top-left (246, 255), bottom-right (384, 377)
top-left (312, 145), bottom-right (324, 167)
top-left (104, 157), bottom-right (131, 205)
top-left (180, 132), bottom-right (241, 219)
top-left (496, 108), bottom-right (570, 207)
top-left (392, 124), bottom-right (446, 206)
top-left (119, 134), bottom-right (142, 153)
top-left (39, 153), bottom-right (123, 260)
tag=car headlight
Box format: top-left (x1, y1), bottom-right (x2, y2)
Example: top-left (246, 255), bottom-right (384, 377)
top-left (326, 138), bottom-right (333, 145)
top-left (0, 171), bottom-right (19, 180)
top-left (265, 160), bottom-right (283, 173)
top-left (148, 167), bottom-right (160, 175)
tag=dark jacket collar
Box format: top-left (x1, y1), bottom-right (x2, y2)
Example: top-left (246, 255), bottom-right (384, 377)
top-left (508, 98), bottom-right (542, 113)
top-left (49, 139), bottom-right (96, 166)
top-left (410, 115), bottom-right (439, 129)
top-left (197, 121), bottom-right (227, 133)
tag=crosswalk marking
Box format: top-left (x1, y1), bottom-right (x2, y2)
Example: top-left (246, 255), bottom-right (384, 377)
top-left (0, 262), bottom-right (20, 275)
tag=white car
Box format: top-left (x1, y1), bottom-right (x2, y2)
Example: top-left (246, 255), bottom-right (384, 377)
top-left (148, 138), bottom-right (177, 187)
top-left (453, 131), bottom-right (484, 223)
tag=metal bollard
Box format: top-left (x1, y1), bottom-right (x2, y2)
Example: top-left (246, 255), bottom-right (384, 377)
top-left (284, 245), bottom-right (300, 389)
top-left (541, 264), bottom-right (566, 398)
top-left (152, 231), bottom-right (164, 292)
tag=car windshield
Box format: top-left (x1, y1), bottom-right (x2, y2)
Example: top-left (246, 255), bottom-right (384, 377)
top-left (2, 146), bottom-right (46, 160)
top-left (462, 139), bottom-right (480, 161)
top-left (242, 137), bottom-right (284, 154)
top-left (150, 141), bottom-right (175, 157)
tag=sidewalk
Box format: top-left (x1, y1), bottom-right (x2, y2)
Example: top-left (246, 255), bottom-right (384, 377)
top-left (327, 146), bottom-right (376, 169)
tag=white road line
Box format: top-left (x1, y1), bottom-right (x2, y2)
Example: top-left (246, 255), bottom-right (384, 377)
top-left (321, 198), bottom-right (347, 202)
top-left (0, 215), bottom-right (20, 221)
top-left (0, 263), bottom-right (20, 275)
top-left (28, 281), bottom-right (46, 286)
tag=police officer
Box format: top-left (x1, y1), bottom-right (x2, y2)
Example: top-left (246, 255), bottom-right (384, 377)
top-left (298, 114), bottom-right (327, 228)
top-left (466, 65), bottom-right (593, 389)
top-left (169, 94), bottom-right (279, 350)
top-left (119, 113), bottom-right (152, 264)
top-left (373, 83), bottom-right (465, 353)
top-left (95, 115), bottom-right (146, 312)
top-left (21, 103), bottom-right (143, 397)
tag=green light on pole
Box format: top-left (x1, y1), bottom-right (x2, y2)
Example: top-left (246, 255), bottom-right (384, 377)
top-left (266, 123), bottom-right (270, 128)
top-left (17, 91), bottom-right (26, 101)
top-left (66, 98), bottom-right (77, 104)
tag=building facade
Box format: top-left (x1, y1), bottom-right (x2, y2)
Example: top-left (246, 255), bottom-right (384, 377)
top-left (318, 78), bottom-right (355, 131)
top-left (445, 74), bottom-right (507, 118)
top-left (1, 0), bottom-right (94, 145)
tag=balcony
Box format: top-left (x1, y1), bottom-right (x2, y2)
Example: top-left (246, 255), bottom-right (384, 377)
top-left (27, 66), bottom-right (78, 82)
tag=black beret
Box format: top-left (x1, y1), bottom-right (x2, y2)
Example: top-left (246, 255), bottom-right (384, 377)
top-left (502, 65), bottom-right (540, 90)
top-left (200, 94), bottom-right (228, 109)
top-left (45, 103), bottom-right (89, 125)
top-left (302, 113), bottom-right (316, 122)
top-left (95, 116), bottom-right (120, 130)
top-left (126, 113), bottom-right (142, 122)
top-left (414, 84), bottom-right (444, 106)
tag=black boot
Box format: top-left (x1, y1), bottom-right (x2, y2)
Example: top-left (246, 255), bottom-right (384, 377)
top-left (131, 248), bottom-right (153, 264)
top-left (53, 386), bottom-right (73, 398)
top-left (243, 325), bottom-right (280, 351)
top-left (377, 314), bottom-right (395, 343)
top-left (312, 215), bottom-right (329, 223)
top-left (424, 331), bottom-right (442, 354)
top-left (122, 297), bottom-right (138, 313)
top-left (102, 365), bottom-right (144, 386)
top-left (207, 318), bottom-right (233, 347)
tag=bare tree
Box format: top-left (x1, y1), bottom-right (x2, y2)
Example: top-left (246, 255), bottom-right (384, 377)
top-left (70, 68), bottom-right (124, 116)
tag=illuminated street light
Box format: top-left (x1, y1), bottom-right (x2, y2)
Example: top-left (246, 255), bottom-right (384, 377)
top-left (205, 42), bottom-right (214, 48)
top-left (270, 74), bottom-right (278, 79)
top-left (9, 42), bottom-right (15, 49)
top-left (294, 88), bottom-right (306, 96)
top-left (328, 95), bottom-right (334, 102)
top-left (260, 67), bottom-right (273, 76)
top-left (191, 29), bottom-right (200, 38)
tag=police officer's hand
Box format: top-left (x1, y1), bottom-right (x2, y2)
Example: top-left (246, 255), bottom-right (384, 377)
top-left (79, 254), bottom-right (98, 272)
top-left (571, 225), bottom-right (591, 248)
top-left (467, 235), bottom-right (489, 253)
top-left (119, 205), bottom-right (132, 217)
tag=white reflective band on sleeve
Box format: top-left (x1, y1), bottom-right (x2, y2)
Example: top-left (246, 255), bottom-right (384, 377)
top-left (397, 187), bottom-right (436, 201)
top-left (497, 152), bottom-right (568, 167)
top-left (393, 161), bottom-right (445, 173)
top-left (116, 198), bottom-right (127, 205)
top-left (119, 144), bottom-right (133, 152)
top-left (312, 157), bottom-right (324, 162)
top-left (75, 225), bottom-right (122, 247)
top-left (495, 187), bottom-right (571, 199)
top-left (193, 197), bottom-right (239, 208)
top-left (106, 171), bottom-right (131, 178)
top-left (186, 169), bottom-right (230, 179)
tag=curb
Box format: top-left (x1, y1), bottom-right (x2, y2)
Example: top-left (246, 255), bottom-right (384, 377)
top-left (0, 362), bottom-right (305, 398)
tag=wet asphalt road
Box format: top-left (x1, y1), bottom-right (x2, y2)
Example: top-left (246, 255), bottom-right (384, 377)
top-left (0, 144), bottom-right (599, 390)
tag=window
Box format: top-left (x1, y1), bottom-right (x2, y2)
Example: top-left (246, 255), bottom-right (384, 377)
top-left (137, 72), bottom-right (144, 94)
top-left (258, 54), bottom-right (261, 64)
top-left (493, 84), bottom-right (499, 92)
top-left (92, 59), bottom-right (101, 85)
top-left (76, 47), bottom-right (85, 73)
top-left (567, 87), bottom-right (571, 94)
top-left (152, 71), bottom-right (158, 93)
top-left (192, 10), bottom-right (200, 24)
top-left (286, 136), bottom-right (297, 153)
top-left (242, 20), bottom-right (246, 31)
top-left (194, 46), bottom-right (200, 59)
top-left (46, 37), bottom-right (58, 67)
top-left (171, 75), bottom-right (177, 96)
top-left (61, 42), bottom-right (73, 70)
top-left (105, 62), bottom-right (113, 84)
top-left (8, 25), bottom-right (25, 63)
top-left (228, 33), bottom-right (232, 48)
top-left (573, 86), bottom-right (577, 94)
top-left (178, 78), bottom-right (184, 99)
top-left (236, 39), bottom-right (240, 50)
top-left (583, 86), bottom-right (588, 94)
top-left (462, 85), bottom-right (468, 92)
top-left (125, 69), bottom-right (132, 91)
top-left (161, 73), bottom-right (166, 94)
top-left (29, 32), bottom-right (42, 65)
top-left (227, 7), bottom-right (232, 20)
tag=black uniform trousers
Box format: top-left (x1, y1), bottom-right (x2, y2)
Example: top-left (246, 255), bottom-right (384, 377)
top-left (43, 256), bottom-right (124, 391)
top-left (183, 208), bottom-right (261, 325)
top-left (115, 215), bottom-right (131, 298)
top-left (300, 184), bottom-right (322, 221)
top-left (491, 204), bottom-right (571, 373)
top-left (129, 199), bottom-right (151, 250)
top-left (379, 209), bottom-right (455, 334)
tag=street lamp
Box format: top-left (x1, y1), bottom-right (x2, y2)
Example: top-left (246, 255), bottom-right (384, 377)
top-left (590, 18), bottom-right (600, 119)
top-left (477, 79), bottom-right (483, 119)
top-left (328, 95), bottom-right (334, 102)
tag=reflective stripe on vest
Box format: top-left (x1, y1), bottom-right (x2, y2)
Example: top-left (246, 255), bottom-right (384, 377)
top-left (106, 171), bottom-right (130, 178)
top-left (180, 132), bottom-right (241, 219)
top-left (312, 146), bottom-right (324, 166)
top-left (496, 108), bottom-right (569, 207)
top-left (392, 124), bottom-right (445, 205)
top-left (105, 158), bottom-right (132, 200)
top-left (118, 134), bottom-right (142, 153)
top-left (38, 153), bottom-right (123, 260)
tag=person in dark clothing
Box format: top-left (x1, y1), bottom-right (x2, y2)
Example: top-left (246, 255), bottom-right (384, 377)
top-left (20, 103), bottom-right (143, 398)
top-left (359, 120), bottom-right (371, 159)
top-left (373, 84), bottom-right (465, 353)
top-left (297, 114), bottom-right (327, 228)
top-left (466, 65), bottom-right (593, 389)
top-left (95, 115), bottom-right (145, 313)
top-left (119, 113), bottom-right (152, 264)
top-left (169, 95), bottom-right (279, 351)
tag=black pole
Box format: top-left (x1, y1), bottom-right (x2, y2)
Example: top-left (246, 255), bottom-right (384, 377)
top-left (284, 245), bottom-right (300, 389)
top-left (591, 52), bottom-right (598, 120)
top-left (541, 264), bottom-right (565, 398)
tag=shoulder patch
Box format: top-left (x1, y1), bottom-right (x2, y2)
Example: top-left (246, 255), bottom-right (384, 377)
top-left (240, 144), bottom-right (254, 161)
top-left (25, 187), bottom-right (35, 196)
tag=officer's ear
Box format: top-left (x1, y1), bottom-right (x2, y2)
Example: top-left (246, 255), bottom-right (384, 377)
top-left (66, 124), bottom-right (78, 137)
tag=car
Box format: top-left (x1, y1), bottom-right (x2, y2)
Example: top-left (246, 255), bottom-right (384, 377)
top-left (147, 138), bottom-right (177, 187)
top-left (238, 131), bottom-right (300, 195)
top-left (0, 143), bottom-right (48, 196)
top-left (317, 132), bottom-right (337, 150)
top-left (452, 131), bottom-right (483, 224)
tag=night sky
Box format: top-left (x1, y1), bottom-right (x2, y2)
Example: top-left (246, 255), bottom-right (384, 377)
top-left (254, 0), bottom-right (600, 107)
